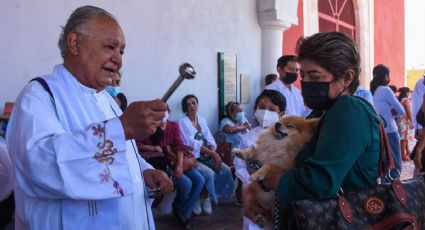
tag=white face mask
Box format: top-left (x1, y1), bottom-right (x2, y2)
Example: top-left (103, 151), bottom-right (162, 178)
top-left (254, 109), bottom-right (280, 128)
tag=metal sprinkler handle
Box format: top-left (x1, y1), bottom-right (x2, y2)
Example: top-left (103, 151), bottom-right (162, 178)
top-left (161, 63), bottom-right (196, 102)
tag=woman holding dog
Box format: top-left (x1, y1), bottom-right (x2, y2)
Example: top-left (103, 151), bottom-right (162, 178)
top-left (243, 32), bottom-right (381, 229)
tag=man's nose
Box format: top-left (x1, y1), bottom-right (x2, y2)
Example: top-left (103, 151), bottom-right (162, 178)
top-left (111, 49), bottom-right (122, 66)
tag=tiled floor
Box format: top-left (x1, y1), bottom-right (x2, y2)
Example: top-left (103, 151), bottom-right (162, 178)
top-left (155, 198), bottom-right (242, 230)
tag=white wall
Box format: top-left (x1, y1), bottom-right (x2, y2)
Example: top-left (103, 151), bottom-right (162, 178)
top-left (0, 0), bottom-right (262, 133)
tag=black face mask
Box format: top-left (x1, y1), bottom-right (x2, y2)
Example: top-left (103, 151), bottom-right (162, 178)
top-left (301, 81), bottom-right (336, 111)
top-left (281, 72), bottom-right (298, 84)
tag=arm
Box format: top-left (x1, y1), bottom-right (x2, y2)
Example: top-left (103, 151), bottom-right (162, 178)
top-left (411, 81), bottom-right (425, 128)
top-left (221, 122), bottom-right (249, 134)
top-left (403, 99), bottom-right (414, 128)
top-left (386, 88), bottom-right (405, 116)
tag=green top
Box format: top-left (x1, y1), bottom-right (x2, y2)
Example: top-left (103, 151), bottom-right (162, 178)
top-left (278, 96), bottom-right (380, 229)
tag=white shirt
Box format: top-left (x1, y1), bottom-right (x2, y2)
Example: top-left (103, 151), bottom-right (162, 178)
top-left (265, 80), bottom-right (306, 116)
top-left (233, 126), bottom-right (264, 230)
top-left (178, 115), bottom-right (217, 158)
top-left (7, 65), bottom-right (154, 230)
top-left (0, 137), bottom-right (13, 201)
top-left (373, 86), bottom-right (405, 133)
top-left (412, 76), bottom-right (425, 128)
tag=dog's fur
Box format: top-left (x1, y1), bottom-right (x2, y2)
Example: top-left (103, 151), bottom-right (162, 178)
top-left (234, 115), bottom-right (319, 229)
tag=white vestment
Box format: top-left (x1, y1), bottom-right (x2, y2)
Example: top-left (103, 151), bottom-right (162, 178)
top-left (7, 65), bottom-right (155, 230)
top-left (0, 136), bottom-right (14, 201)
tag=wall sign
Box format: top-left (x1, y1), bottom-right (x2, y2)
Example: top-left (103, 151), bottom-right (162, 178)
top-left (218, 52), bottom-right (237, 120)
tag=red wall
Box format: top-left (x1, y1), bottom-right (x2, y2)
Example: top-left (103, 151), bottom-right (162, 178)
top-left (283, 0), bottom-right (304, 88)
top-left (374, 0), bottom-right (405, 87)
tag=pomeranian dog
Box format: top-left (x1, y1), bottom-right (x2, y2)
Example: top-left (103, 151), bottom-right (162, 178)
top-left (234, 115), bottom-right (319, 229)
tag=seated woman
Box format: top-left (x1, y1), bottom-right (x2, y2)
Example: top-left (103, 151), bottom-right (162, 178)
top-left (219, 101), bottom-right (251, 150)
top-left (137, 108), bottom-right (205, 228)
top-left (244, 32), bottom-right (381, 229)
top-left (233, 89), bottom-right (286, 230)
top-left (178, 94), bottom-right (235, 215)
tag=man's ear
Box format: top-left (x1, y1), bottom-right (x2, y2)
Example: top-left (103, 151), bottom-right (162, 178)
top-left (67, 32), bottom-right (82, 56)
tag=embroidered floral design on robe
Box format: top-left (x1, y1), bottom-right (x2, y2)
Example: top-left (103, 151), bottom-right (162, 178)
top-left (92, 121), bottom-right (124, 196)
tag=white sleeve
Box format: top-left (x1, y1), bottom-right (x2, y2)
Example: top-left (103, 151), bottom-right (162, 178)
top-left (0, 143), bottom-right (13, 201)
top-left (233, 134), bottom-right (250, 184)
top-left (7, 84), bottom-right (133, 200)
top-left (178, 117), bottom-right (203, 158)
top-left (412, 81), bottom-right (425, 128)
top-left (200, 117), bottom-right (217, 149)
top-left (385, 87), bottom-right (405, 116)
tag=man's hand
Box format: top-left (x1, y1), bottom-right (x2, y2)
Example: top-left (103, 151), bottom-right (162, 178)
top-left (242, 185), bottom-right (267, 224)
top-left (143, 169), bottom-right (174, 194)
top-left (119, 99), bottom-right (167, 140)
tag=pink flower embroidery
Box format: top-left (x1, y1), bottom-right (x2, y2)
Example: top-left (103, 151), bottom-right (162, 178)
top-left (92, 123), bottom-right (105, 137)
top-left (99, 168), bottom-right (111, 183)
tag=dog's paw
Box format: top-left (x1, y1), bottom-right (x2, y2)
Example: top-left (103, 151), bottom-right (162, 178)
top-left (249, 172), bottom-right (265, 182)
top-left (233, 148), bottom-right (246, 159)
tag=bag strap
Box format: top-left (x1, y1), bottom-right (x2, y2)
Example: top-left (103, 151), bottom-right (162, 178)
top-left (353, 96), bottom-right (397, 179)
top-left (30, 77), bottom-right (54, 100)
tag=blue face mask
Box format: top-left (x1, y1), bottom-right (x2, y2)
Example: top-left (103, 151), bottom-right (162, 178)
top-left (235, 112), bottom-right (245, 123)
top-left (105, 86), bottom-right (120, 97)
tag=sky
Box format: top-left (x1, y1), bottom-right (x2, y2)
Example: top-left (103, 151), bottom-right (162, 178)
top-left (405, 0), bottom-right (425, 69)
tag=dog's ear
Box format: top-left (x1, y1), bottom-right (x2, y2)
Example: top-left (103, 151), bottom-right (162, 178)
top-left (307, 118), bottom-right (320, 129)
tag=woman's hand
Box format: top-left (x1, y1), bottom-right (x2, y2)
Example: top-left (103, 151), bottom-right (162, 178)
top-left (154, 146), bottom-right (163, 153)
top-left (175, 165), bottom-right (183, 179)
top-left (212, 151), bottom-right (222, 171)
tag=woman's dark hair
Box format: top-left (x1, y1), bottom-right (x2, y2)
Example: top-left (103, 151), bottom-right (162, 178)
top-left (296, 32), bottom-right (360, 94)
top-left (225, 101), bottom-right (240, 117)
top-left (389, 85), bottom-right (398, 94)
top-left (370, 64), bottom-right (390, 95)
top-left (254, 90), bottom-right (286, 112)
top-left (181, 94), bottom-right (198, 114)
top-left (397, 87), bottom-right (411, 102)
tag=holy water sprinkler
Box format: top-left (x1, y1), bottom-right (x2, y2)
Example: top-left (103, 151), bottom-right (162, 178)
top-left (161, 63), bottom-right (196, 102)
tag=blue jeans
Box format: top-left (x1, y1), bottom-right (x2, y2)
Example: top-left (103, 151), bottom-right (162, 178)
top-left (173, 168), bottom-right (205, 218)
top-left (196, 159), bottom-right (235, 204)
top-left (387, 131), bottom-right (402, 177)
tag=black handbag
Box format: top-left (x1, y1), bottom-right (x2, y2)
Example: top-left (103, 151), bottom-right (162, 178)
top-left (292, 120), bottom-right (425, 230)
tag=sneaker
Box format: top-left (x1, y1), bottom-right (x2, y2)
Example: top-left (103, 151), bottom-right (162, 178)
top-left (192, 198), bottom-right (202, 215)
top-left (201, 197), bottom-right (212, 215)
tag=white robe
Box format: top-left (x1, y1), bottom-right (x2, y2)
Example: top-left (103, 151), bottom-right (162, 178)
top-left (7, 65), bottom-right (154, 230)
top-left (0, 136), bottom-right (14, 201)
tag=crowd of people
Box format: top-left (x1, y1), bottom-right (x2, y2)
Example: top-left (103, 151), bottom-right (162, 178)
top-left (0, 5), bottom-right (424, 230)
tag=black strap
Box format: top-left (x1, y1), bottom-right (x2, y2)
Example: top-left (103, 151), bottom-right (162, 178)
top-left (30, 77), bottom-right (54, 100)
